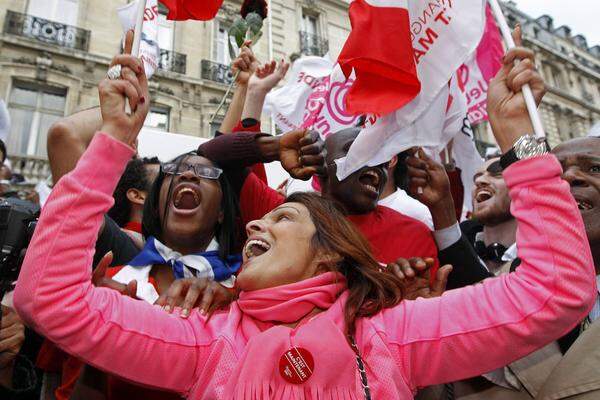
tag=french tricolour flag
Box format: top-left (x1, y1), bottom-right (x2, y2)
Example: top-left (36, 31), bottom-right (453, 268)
top-left (336, 0), bottom-right (486, 180)
top-left (338, 0), bottom-right (420, 116)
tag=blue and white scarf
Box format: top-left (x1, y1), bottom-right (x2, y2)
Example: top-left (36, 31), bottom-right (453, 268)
top-left (112, 237), bottom-right (242, 304)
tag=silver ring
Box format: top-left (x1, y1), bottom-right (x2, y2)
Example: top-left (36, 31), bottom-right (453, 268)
top-left (107, 64), bottom-right (122, 80)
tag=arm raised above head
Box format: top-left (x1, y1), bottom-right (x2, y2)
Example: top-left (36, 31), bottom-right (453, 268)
top-left (47, 107), bottom-right (103, 184)
top-left (14, 133), bottom-right (224, 395)
top-left (380, 154), bottom-right (596, 391)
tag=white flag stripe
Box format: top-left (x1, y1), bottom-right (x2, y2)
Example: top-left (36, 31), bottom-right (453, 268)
top-left (117, 0), bottom-right (159, 79)
top-left (363, 0), bottom-right (408, 8)
top-left (336, 0), bottom-right (486, 180)
top-left (265, 56), bottom-right (359, 138)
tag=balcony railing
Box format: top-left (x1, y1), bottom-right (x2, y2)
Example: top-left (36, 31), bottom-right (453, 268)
top-left (8, 155), bottom-right (51, 184)
top-left (299, 31), bottom-right (329, 57)
top-left (582, 91), bottom-right (595, 104)
top-left (201, 60), bottom-right (233, 85)
top-left (3, 10), bottom-right (91, 51)
top-left (159, 49), bottom-right (187, 74)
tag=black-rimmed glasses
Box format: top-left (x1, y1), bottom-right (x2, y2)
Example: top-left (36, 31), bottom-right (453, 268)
top-left (162, 163), bottom-right (223, 180)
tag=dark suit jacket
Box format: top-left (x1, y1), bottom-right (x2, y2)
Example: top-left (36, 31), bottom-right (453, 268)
top-left (439, 234), bottom-right (493, 290)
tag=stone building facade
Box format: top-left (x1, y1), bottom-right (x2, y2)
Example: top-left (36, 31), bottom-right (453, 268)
top-left (474, 1), bottom-right (600, 152)
top-left (0, 0), bottom-right (352, 181)
top-left (1, 0), bottom-right (598, 181)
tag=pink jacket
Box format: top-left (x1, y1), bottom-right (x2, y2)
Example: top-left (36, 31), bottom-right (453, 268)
top-left (14, 133), bottom-right (596, 399)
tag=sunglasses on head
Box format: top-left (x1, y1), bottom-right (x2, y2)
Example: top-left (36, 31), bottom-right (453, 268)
top-left (162, 162), bottom-right (223, 180)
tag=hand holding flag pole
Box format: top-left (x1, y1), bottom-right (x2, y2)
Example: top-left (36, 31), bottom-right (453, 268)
top-left (131, 0), bottom-right (147, 58)
top-left (488, 0), bottom-right (545, 139)
top-left (123, 0), bottom-right (147, 115)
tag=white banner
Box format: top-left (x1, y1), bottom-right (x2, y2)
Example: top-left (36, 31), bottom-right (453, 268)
top-left (264, 56), bottom-right (359, 138)
top-left (336, 0), bottom-right (486, 179)
top-left (117, 0), bottom-right (160, 79)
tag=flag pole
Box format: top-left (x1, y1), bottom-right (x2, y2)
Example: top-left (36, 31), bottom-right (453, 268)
top-left (488, 0), bottom-right (546, 139)
top-left (125, 0), bottom-right (146, 114)
top-left (132, 0), bottom-right (147, 57)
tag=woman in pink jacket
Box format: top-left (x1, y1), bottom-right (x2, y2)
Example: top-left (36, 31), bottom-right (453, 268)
top-left (13, 39), bottom-right (596, 399)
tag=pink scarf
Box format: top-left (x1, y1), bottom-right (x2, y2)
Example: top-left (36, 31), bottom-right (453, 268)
top-left (227, 272), bottom-right (362, 399)
top-left (238, 272), bottom-right (347, 323)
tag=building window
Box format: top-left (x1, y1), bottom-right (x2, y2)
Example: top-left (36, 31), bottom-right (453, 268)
top-left (145, 106), bottom-right (170, 132)
top-left (302, 13), bottom-right (319, 37)
top-left (209, 121), bottom-right (222, 137)
top-left (299, 11), bottom-right (328, 56)
top-left (543, 62), bottom-right (566, 90)
top-left (27, 0), bottom-right (79, 26)
top-left (7, 81), bottom-right (66, 158)
top-left (214, 20), bottom-right (234, 66)
top-left (157, 4), bottom-right (174, 52)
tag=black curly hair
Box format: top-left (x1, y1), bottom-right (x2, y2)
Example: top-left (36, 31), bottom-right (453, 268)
top-left (108, 156), bottom-right (160, 227)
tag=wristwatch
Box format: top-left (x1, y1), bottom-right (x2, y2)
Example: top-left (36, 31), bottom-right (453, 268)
top-left (500, 134), bottom-right (550, 170)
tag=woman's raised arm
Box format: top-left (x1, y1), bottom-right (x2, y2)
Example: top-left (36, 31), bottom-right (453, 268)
top-left (380, 154), bottom-right (595, 390)
top-left (379, 30), bottom-right (596, 391)
top-left (13, 55), bottom-right (226, 397)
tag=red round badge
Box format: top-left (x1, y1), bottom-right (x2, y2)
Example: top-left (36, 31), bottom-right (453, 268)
top-left (278, 347), bottom-right (314, 384)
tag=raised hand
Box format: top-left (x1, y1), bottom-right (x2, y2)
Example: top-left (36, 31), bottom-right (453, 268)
top-left (0, 306), bottom-right (25, 370)
top-left (386, 258), bottom-right (452, 300)
top-left (155, 278), bottom-right (236, 318)
top-left (248, 59), bottom-right (290, 94)
top-left (92, 252), bottom-right (138, 299)
top-left (279, 130), bottom-right (325, 180)
top-left (99, 30), bottom-right (150, 147)
top-left (406, 148), bottom-right (451, 207)
top-left (232, 40), bottom-right (259, 86)
top-left (487, 25), bottom-right (546, 152)
top-left (406, 148), bottom-right (457, 229)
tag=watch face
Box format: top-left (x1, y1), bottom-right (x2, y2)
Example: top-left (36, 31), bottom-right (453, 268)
top-left (515, 136), bottom-right (547, 159)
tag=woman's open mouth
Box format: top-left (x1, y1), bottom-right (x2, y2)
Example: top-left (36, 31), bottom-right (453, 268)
top-left (244, 239), bottom-right (271, 260)
top-left (172, 184), bottom-right (202, 213)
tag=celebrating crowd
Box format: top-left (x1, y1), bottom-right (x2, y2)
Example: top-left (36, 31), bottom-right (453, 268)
top-left (0, 24), bottom-right (599, 400)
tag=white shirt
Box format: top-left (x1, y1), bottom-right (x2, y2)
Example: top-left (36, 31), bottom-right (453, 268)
top-left (589, 275), bottom-right (600, 323)
top-left (378, 188), bottom-right (433, 230)
top-left (112, 238), bottom-right (235, 304)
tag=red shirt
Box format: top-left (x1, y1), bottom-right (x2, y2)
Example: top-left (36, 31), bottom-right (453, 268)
top-left (240, 172), bottom-right (439, 266)
top-left (231, 119), bottom-right (268, 184)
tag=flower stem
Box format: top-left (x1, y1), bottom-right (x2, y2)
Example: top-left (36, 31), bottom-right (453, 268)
top-left (209, 71), bottom-right (241, 126)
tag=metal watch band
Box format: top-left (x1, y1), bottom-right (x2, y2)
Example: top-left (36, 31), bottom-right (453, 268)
top-left (500, 135), bottom-right (550, 170)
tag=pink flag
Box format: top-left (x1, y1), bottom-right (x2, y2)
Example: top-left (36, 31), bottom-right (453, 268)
top-left (456, 4), bottom-right (504, 125)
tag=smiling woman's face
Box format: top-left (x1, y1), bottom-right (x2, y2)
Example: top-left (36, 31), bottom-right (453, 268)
top-left (158, 155), bottom-right (223, 248)
top-left (237, 202), bottom-right (326, 291)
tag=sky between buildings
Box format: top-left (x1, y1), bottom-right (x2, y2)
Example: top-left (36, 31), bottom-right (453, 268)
top-left (514, 0), bottom-right (600, 46)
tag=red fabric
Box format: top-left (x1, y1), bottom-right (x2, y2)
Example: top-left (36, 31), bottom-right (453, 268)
top-left (338, 0), bottom-right (420, 115)
top-left (122, 221), bottom-right (142, 234)
top-left (232, 120), bottom-right (268, 184)
top-left (240, 172), bottom-right (439, 267)
top-left (447, 168), bottom-right (465, 221)
top-left (159, 0), bottom-right (222, 21)
top-left (36, 341), bottom-right (83, 400)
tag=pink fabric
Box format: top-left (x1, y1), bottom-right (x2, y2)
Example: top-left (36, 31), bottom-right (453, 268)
top-left (476, 4), bottom-right (504, 82)
top-left (238, 272), bottom-right (346, 323)
top-left (14, 132), bottom-right (597, 399)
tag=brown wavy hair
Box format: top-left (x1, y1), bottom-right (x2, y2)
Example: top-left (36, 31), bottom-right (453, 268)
top-left (285, 192), bottom-right (404, 335)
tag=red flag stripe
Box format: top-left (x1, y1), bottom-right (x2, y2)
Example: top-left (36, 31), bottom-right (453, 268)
top-left (338, 0), bottom-right (420, 115)
top-left (159, 0), bottom-right (223, 21)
